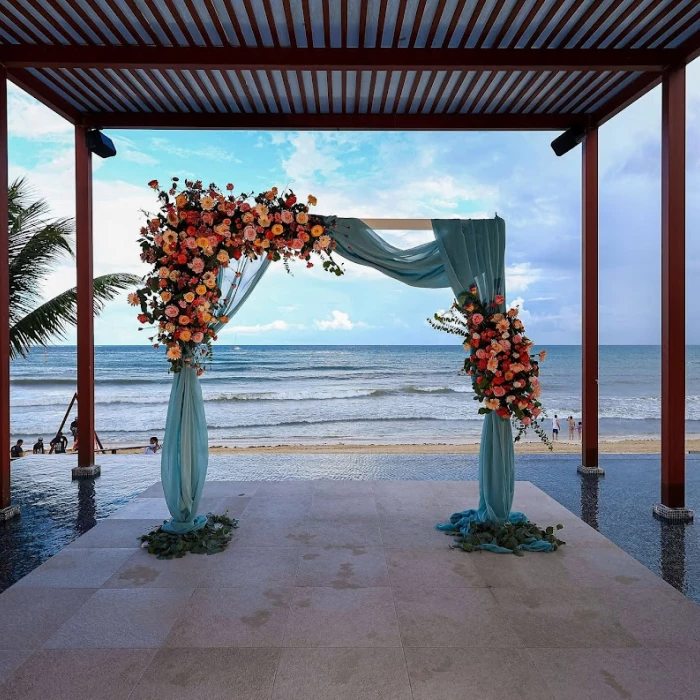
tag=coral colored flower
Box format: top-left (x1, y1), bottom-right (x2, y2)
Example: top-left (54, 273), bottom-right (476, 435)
top-left (484, 398), bottom-right (499, 411)
top-left (179, 329), bottom-right (192, 341)
top-left (160, 291), bottom-right (172, 302)
top-left (493, 386), bottom-right (506, 397)
top-left (175, 193), bottom-right (187, 208)
top-left (192, 332), bottom-right (204, 343)
top-left (179, 315), bottom-right (191, 325)
top-left (471, 313), bottom-right (484, 325)
top-left (296, 212), bottom-right (309, 225)
top-left (158, 267), bottom-right (170, 278)
top-left (183, 292), bottom-right (195, 303)
top-left (311, 224), bottom-right (324, 238)
top-left (272, 223), bottom-right (284, 236)
top-left (217, 250), bottom-right (229, 263)
top-left (166, 344), bottom-right (181, 360)
top-left (165, 305), bottom-right (179, 318)
top-left (196, 285), bottom-right (207, 296)
top-left (494, 294), bottom-right (505, 305)
top-left (318, 234), bottom-right (331, 248)
top-left (487, 357), bottom-right (498, 373)
top-left (177, 254), bottom-right (188, 264)
top-left (218, 315), bottom-right (229, 324)
top-left (127, 293), bottom-right (140, 306)
top-left (281, 210), bottom-right (293, 224)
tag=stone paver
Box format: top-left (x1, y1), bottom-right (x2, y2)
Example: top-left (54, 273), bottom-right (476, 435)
top-left (1, 479), bottom-right (698, 700)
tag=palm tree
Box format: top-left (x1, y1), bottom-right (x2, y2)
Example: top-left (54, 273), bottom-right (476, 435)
top-left (8, 177), bottom-right (140, 359)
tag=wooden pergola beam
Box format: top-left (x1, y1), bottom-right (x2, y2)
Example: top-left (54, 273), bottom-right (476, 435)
top-left (80, 111), bottom-right (589, 131)
top-left (0, 46), bottom-right (685, 72)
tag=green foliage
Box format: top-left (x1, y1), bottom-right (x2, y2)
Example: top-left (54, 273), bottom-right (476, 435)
top-left (140, 512), bottom-right (238, 559)
top-left (7, 177), bottom-right (140, 358)
top-left (446, 520), bottom-right (565, 556)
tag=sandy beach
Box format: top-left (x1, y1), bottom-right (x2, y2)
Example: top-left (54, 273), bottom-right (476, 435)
top-left (205, 437), bottom-right (700, 455)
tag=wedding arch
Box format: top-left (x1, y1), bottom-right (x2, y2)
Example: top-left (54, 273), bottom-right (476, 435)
top-left (134, 179), bottom-right (552, 551)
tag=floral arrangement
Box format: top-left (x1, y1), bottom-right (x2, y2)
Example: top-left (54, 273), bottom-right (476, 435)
top-left (130, 178), bottom-right (341, 372)
top-left (430, 285), bottom-right (550, 446)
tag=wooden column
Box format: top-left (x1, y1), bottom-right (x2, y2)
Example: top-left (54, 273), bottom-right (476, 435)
top-left (75, 126), bottom-right (95, 470)
top-left (581, 127), bottom-right (599, 470)
top-left (660, 66), bottom-right (686, 509)
top-left (0, 68), bottom-right (11, 510)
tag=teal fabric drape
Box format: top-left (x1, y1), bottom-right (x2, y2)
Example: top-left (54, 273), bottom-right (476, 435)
top-left (331, 218), bottom-right (450, 288)
top-left (160, 256), bottom-right (270, 534)
top-left (332, 217), bottom-right (550, 551)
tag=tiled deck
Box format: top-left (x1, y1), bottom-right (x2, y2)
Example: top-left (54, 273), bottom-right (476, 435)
top-left (1, 479), bottom-right (699, 700)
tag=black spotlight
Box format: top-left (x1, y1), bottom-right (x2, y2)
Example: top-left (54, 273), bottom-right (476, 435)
top-left (85, 129), bottom-right (117, 159)
top-left (551, 125), bottom-right (588, 157)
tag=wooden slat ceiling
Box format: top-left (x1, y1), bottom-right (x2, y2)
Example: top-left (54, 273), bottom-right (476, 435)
top-left (0, 0), bottom-right (699, 130)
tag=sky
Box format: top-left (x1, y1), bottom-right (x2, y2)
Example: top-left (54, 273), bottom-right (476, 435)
top-left (6, 59), bottom-right (700, 347)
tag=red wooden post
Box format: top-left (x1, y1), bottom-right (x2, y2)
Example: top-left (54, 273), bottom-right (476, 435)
top-left (0, 67), bottom-right (15, 517)
top-left (74, 126), bottom-right (97, 475)
top-left (580, 127), bottom-right (602, 475)
top-left (659, 65), bottom-right (688, 516)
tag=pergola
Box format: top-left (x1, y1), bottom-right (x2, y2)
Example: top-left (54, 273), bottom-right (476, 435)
top-left (0, 0), bottom-right (698, 520)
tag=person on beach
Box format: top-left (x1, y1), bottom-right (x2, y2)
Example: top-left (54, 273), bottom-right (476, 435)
top-left (70, 417), bottom-right (78, 450)
top-left (50, 431), bottom-right (68, 454)
top-left (577, 421), bottom-right (583, 440)
top-left (33, 437), bottom-right (44, 454)
top-left (10, 439), bottom-right (24, 458)
top-left (144, 436), bottom-right (160, 454)
top-left (552, 415), bottom-right (560, 441)
top-left (567, 416), bottom-right (576, 440)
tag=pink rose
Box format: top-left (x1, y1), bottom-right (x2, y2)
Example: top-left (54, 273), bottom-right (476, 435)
top-left (522, 417), bottom-right (531, 425)
top-left (185, 237), bottom-right (198, 249)
top-left (471, 313), bottom-right (484, 325)
top-left (476, 349), bottom-right (486, 359)
top-left (244, 226), bottom-right (256, 240)
top-left (291, 239), bottom-right (304, 250)
top-left (189, 257), bottom-right (205, 274)
top-left (281, 210), bottom-right (293, 224)
top-left (494, 294), bottom-right (505, 305)
top-left (165, 305), bottom-right (179, 318)
top-left (493, 386), bottom-right (506, 397)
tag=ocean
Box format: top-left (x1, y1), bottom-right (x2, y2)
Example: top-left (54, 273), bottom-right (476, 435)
top-left (9, 345), bottom-right (700, 447)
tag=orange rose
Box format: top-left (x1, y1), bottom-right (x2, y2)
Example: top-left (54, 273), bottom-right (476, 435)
top-left (183, 292), bottom-right (195, 303)
top-left (196, 285), bottom-right (207, 296)
top-left (175, 193), bottom-right (187, 208)
top-left (179, 329), bottom-right (192, 341)
top-left (311, 224), bottom-right (324, 237)
top-left (272, 223), bottom-right (284, 235)
top-left (160, 291), bottom-right (172, 302)
top-left (179, 315), bottom-right (191, 325)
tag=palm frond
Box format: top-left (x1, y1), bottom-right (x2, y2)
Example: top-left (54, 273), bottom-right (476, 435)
top-left (10, 273), bottom-right (140, 359)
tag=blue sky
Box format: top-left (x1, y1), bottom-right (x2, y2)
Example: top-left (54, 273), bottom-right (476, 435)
top-left (6, 59), bottom-right (699, 346)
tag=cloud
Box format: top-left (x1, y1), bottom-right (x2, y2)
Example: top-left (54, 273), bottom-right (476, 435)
top-left (229, 320), bottom-right (293, 333)
top-left (149, 137), bottom-right (242, 163)
top-left (280, 305), bottom-right (298, 312)
top-left (121, 149), bottom-right (159, 166)
top-left (314, 310), bottom-right (366, 331)
top-left (7, 84), bottom-right (72, 142)
top-left (506, 262), bottom-right (542, 294)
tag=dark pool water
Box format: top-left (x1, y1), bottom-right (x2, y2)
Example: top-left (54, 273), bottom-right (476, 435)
top-left (1, 453), bottom-right (698, 602)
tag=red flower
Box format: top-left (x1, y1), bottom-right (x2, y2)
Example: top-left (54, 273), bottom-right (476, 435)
top-left (177, 254), bottom-right (188, 264)
top-left (286, 195), bottom-right (297, 206)
top-left (137, 313), bottom-right (148, 323)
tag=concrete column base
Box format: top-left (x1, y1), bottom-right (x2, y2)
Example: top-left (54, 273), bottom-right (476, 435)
top-left (71, 465), bottom-right (101, 479)
top-left (0, 504), bottom-right (21, 521)
top-left (577, 464), bottom-right (605, 476)
top-left (652, 503), bottom-right (694, 523)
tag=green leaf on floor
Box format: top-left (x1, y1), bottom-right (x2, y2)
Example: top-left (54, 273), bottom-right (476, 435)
top-left (139, 512), bottom-right (239, 559)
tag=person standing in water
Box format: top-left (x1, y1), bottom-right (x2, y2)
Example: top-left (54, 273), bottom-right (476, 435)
top-left (552, 415), bottom-right (560, 441)
top-left (567, 416), bottom-right (576, 440)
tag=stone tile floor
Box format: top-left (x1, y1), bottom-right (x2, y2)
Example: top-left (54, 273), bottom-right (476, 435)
top-left (1, 479), bottom-right (699, 700)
